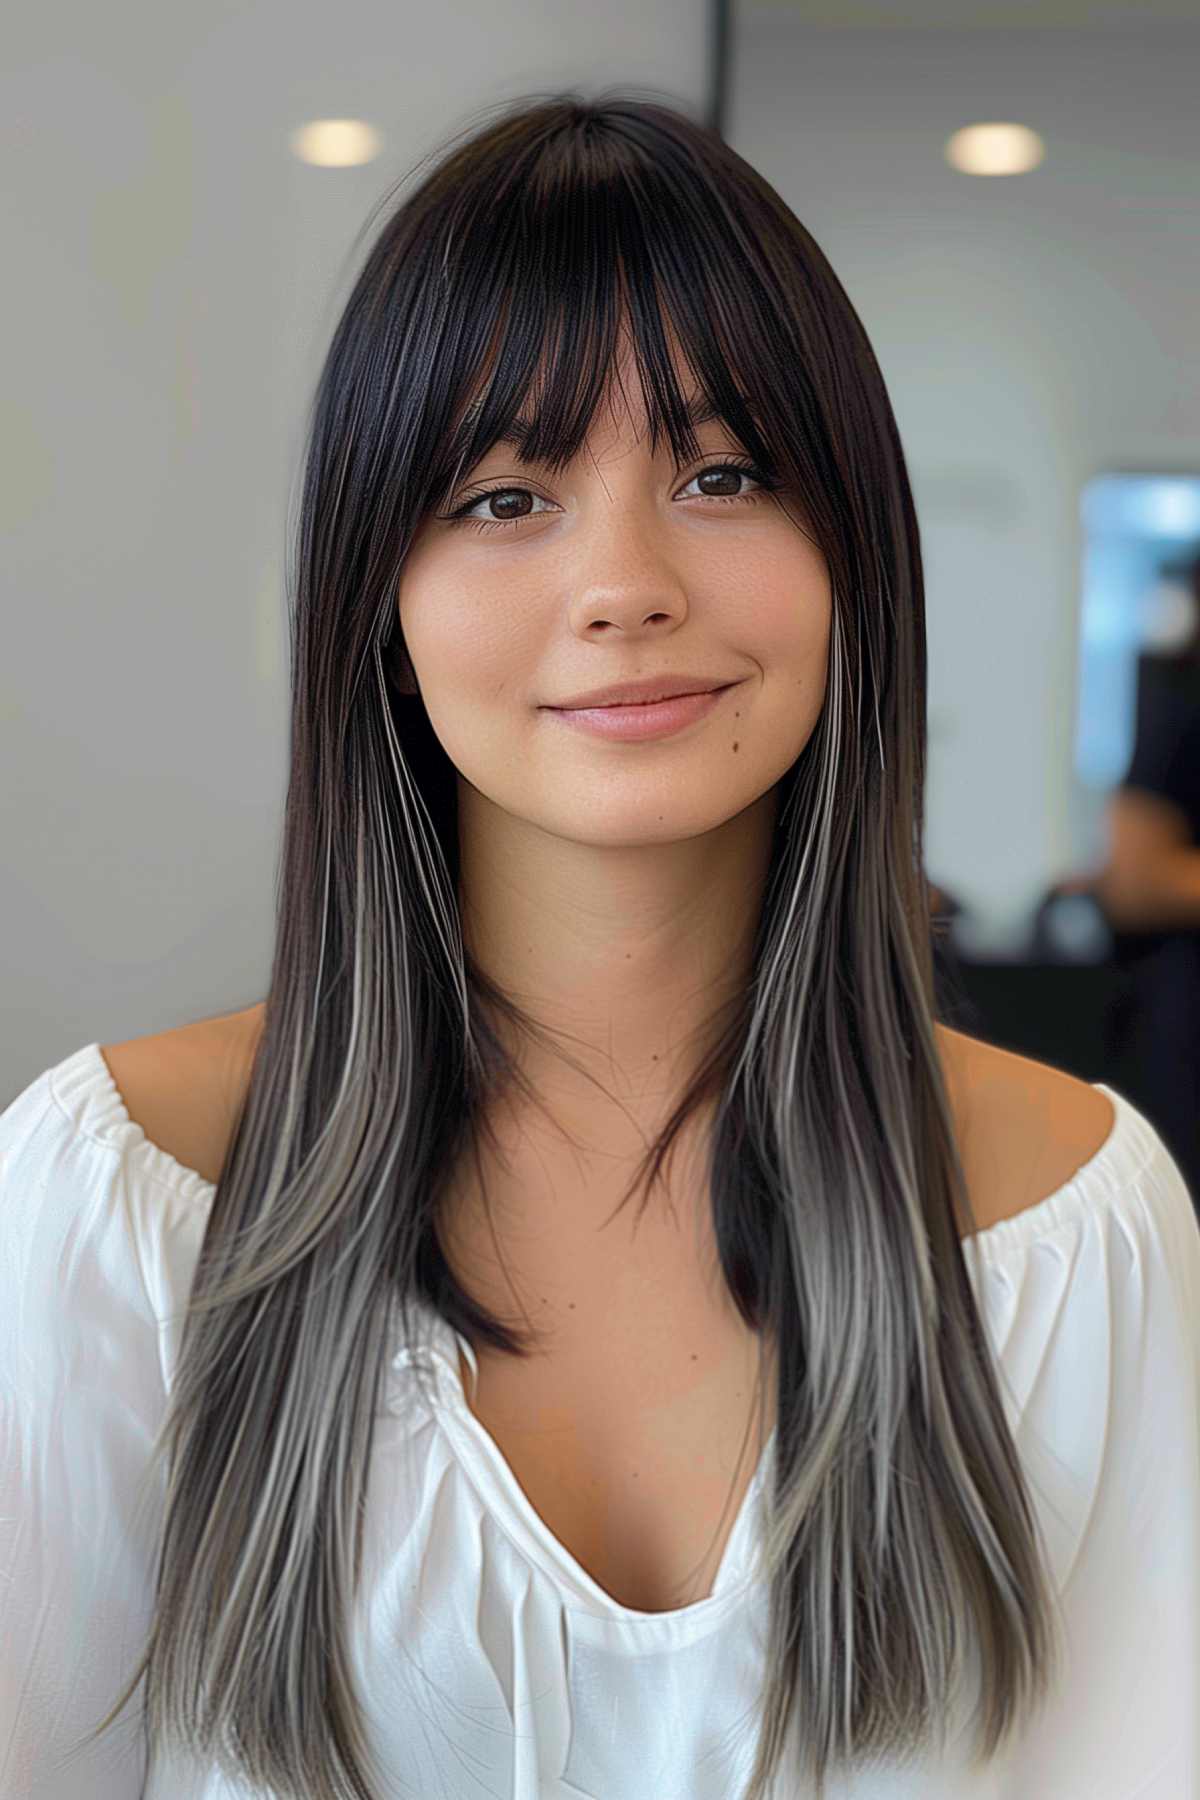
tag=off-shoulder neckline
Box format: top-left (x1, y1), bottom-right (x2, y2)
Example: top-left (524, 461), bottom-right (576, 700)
top-left (56, 1042), bottom-right (1160, 1261)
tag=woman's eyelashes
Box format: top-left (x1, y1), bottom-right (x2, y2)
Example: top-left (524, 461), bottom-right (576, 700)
top-left (439, 457), bottom-right (781, 533)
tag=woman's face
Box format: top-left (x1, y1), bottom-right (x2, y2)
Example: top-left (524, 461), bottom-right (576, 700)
top-left (395, 360), bottom-right (832, 853)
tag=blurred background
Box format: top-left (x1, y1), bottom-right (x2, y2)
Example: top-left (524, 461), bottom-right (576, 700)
top-left (5, 0), bottom-right (1199, 1198)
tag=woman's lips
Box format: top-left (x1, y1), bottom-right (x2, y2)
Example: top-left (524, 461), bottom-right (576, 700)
top-left (545, 682), bottom-right (738, 741)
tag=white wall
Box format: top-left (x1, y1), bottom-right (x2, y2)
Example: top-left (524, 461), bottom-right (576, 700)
top-left (733, 12), bottom-right (1199, 947)
top-left (4, 3), bottom-right (1197, 1098)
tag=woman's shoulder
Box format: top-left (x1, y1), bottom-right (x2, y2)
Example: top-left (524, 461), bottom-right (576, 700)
top-left (935, 1024), bottom-right (1119, 1239)
top-left (98, 1000), bottom-right (266, 1190)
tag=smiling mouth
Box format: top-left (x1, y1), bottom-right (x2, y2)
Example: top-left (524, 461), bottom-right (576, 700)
top-left (551, 684), bottom-right (735, 711)
top-left (596, 688), bottom-right (720, 708)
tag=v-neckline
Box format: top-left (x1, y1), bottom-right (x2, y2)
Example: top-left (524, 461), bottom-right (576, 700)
top-left (414, 1315), bottom-right (777, 1621)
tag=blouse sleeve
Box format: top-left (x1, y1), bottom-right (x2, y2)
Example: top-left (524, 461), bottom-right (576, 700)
top-left (0, 1065), bottom-right (168, 1799)
top-left (961, 1111), bottom-right (1200, 1797)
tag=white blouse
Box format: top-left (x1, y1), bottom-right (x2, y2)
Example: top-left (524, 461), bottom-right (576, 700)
top-left (2, 1041), bottom-right (1198, 1798)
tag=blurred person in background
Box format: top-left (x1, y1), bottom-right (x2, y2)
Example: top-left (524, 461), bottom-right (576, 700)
top-left (1054, 548), bottom-right (1200, 1204)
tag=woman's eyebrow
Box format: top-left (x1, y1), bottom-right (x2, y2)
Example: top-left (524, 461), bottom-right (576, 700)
top-left (480, 392), bottom-right (754, 458)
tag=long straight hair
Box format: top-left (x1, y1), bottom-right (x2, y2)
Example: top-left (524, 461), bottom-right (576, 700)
top-left (71, 88), bottom-right (1065, 1799)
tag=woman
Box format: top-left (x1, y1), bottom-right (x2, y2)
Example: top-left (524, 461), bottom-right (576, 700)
top-left (1055, 551), bottom-right (1200, 1202)
top-left (3, 92), bottom-right (1197, 1800)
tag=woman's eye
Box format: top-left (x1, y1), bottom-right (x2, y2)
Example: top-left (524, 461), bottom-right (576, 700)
top-left (441, 459), bottom-right (777, 534)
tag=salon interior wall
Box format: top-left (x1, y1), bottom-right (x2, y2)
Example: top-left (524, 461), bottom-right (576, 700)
top-left (2, 2), bottom-right (705, 1096)
top-left (734, 5), bottom-right (1199, 953)
top-left (5, 1), bottom-right (1197, 1097)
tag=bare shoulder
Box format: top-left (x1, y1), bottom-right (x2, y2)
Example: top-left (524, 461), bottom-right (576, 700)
top-left (935, 1022), bottom-right (1117, 1237)
top-left (99, 1000), bottom-right (266, 1188)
